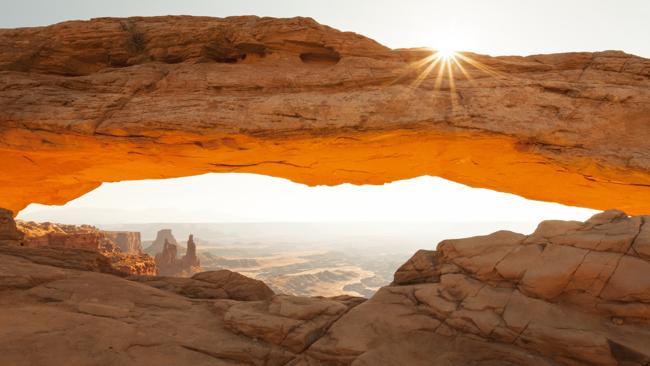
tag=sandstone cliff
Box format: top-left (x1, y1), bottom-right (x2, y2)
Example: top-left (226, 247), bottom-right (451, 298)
top-left (1, 16), bottom-right (650, 214)
top-left (103, 231), bottom-right (143, 253)
top-left (3, 210), bottom-right (650, 365)
top-left (14, 220), bottom-right (157, 276)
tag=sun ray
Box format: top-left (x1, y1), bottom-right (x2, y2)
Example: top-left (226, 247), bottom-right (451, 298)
top-left (455, 52), bottom-right (503, 78)
top-left (452, 56), bottom-right (476, 86)
top-left (434, 55), bottom-right (448, 90)
top-left (409, 54), bottom-right (442, 89)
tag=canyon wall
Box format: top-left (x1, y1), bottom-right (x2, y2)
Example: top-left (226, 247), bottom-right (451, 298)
top-left (1, 16), bottom-right (650, 214)
top-left (103, 231), bottom-right (142, 253)
top-left (14, 220), bottom-right (157, 276)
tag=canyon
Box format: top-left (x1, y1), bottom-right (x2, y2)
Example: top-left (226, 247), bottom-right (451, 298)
top-left (1, 15), bottom-right (650, 365)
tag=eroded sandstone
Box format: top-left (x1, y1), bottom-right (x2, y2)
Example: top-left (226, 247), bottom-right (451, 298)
top-left (300, 210), bottom-right (650, 365)
top-left (130, 269), bottom-right (274, 301)
top-left (3, 210), bottom-right (650, 365)
top-left (15, 220), bottom-right (157, 276)
top-left (1, 16), bottom-right (650, 214)
top-left (154, 234), bottom-right (202, 276)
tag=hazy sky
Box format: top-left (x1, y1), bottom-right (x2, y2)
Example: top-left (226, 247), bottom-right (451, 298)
top-left (2, 0), bottom-right (649, 57)
top-left (18, 175), bottom-right (598, 224)
top-left (6, 1), bottom-right (634, 223)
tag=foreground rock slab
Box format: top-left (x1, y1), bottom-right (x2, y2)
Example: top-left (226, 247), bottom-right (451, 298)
top-left (303, 210), bottom-right (650, 365)
top-left (1, 16), bottom-right (650, 214)
top-left (3, 210), bottom-right (650, 365)
top-left (0, 247), bottom-right (363, 366)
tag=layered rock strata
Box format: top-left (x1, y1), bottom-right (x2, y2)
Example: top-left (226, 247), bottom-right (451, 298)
top-left (130, 269), bottom-right (274, 301)
top-left (14, 220), bottom-right (157, 276)
top-left (1, 16), bottom-right (650, 214)
top-left (104, 231), bottom-right (143, 253)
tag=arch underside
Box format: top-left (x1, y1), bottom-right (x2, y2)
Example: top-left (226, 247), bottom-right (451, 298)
top-left (1, 16), bottom-right (650, 214)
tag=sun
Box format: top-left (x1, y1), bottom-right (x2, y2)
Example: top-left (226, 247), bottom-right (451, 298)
top-left (437, 47), bottom-right (456, 59)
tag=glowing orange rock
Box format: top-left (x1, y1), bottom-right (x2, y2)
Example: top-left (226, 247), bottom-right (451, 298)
top-left (1, 16), bottom-right (649, 214)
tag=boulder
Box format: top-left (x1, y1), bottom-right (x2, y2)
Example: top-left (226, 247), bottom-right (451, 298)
top-left (130, 269), bottom-right (274, 301)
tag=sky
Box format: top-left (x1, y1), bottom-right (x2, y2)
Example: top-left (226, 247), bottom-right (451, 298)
top-left (2, 0), bottom-right (650, 57)
top-left (5, 1), bottom-right (636, 224)
top-left (17, 175), bottom-right (597, 224)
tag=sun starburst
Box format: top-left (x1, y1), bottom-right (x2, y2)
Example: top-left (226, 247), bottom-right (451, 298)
top-left (391, 47), bottom-right (505, 122)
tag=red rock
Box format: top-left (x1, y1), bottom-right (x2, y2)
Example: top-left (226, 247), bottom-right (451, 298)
top-left (0, 208), bottom-right (23, 245)
top-left (154, 234), bottom-right (202, 276)
top-left (1, 17), bottom-right (650, 215)
top-left (3, 210), bottom-right (650, 365)
top-left (103, 231), bottom-right (142, 253)
top-left (15, 220), bottom-right (157, 276)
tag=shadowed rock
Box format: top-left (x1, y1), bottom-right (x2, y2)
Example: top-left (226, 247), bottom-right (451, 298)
top-left (4, 210), bottom-right (650, 365)
top-left (130, 269), bottom-right (274, 301)
top-left (0, 208), bottom-right (23, 245)
top-left (304, 210), bottom-right (650, 365)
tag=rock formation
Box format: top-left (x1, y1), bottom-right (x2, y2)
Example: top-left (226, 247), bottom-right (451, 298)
top-left (14, 220), bottom-right (157, 276)
top-left (103, 231), bottom-right (142, 253)
top-left (0, 208), bottom-right (23, 245)
top-left (3, 210), bottom-right (650, 365)
top-left (1, 16), bottom-right (650, 215)
top-left (298, 210), bottom-right (650, 365)
top-left (17, 221), bottom-right (121, 253)
top-left (130, 269), bottom-right (274, 301)
top-left (182, 234), bottom-right (200, 268)
top-left (145, 229), bottom-right (181, 255)
top-left (154, 235), bottom-right (202, 276)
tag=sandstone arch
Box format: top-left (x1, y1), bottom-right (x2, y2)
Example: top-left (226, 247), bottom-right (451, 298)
top-left (1, 16), bottom-right (650, 214)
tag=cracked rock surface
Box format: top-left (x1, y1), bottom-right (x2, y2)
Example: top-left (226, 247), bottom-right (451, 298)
top-left (304, 210), bottom-right (650, 365)
top-left (3, 210), bottom-right (650, 365)
top-left (1, 16), bottom-right (650, 213)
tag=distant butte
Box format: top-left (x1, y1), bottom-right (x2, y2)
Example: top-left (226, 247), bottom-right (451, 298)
top-left (1, 16), bottom-right (650, 213)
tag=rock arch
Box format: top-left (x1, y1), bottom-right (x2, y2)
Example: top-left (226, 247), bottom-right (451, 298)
top-left (1, 16), bottom-right (650, 214)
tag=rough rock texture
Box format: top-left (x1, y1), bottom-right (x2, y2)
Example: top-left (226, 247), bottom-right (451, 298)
top-left (17, 220), bottom-right (122, 253)
top-left (4, 210), bottom-right (650, 365)
top-left (15, 220), bottom-right (157, 276)
top-left (154, 235), bottom-right (202, 276)
top-left (104, 231), bottom-right (143, 253)
top-left (392, 249), bottom-right (440, 285)
top-left (130, 269), bottom-right (274, 301)
top-left (1, 16), bottom-right (650, 214)
top-left (0, 249), bottom-right (362, 366)
top-left (0, 208), bottom-right (23, 245)
top-left (298, 210), bottom-right (650, 365)
top-left (0, 243), bottom-right (125, 276)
